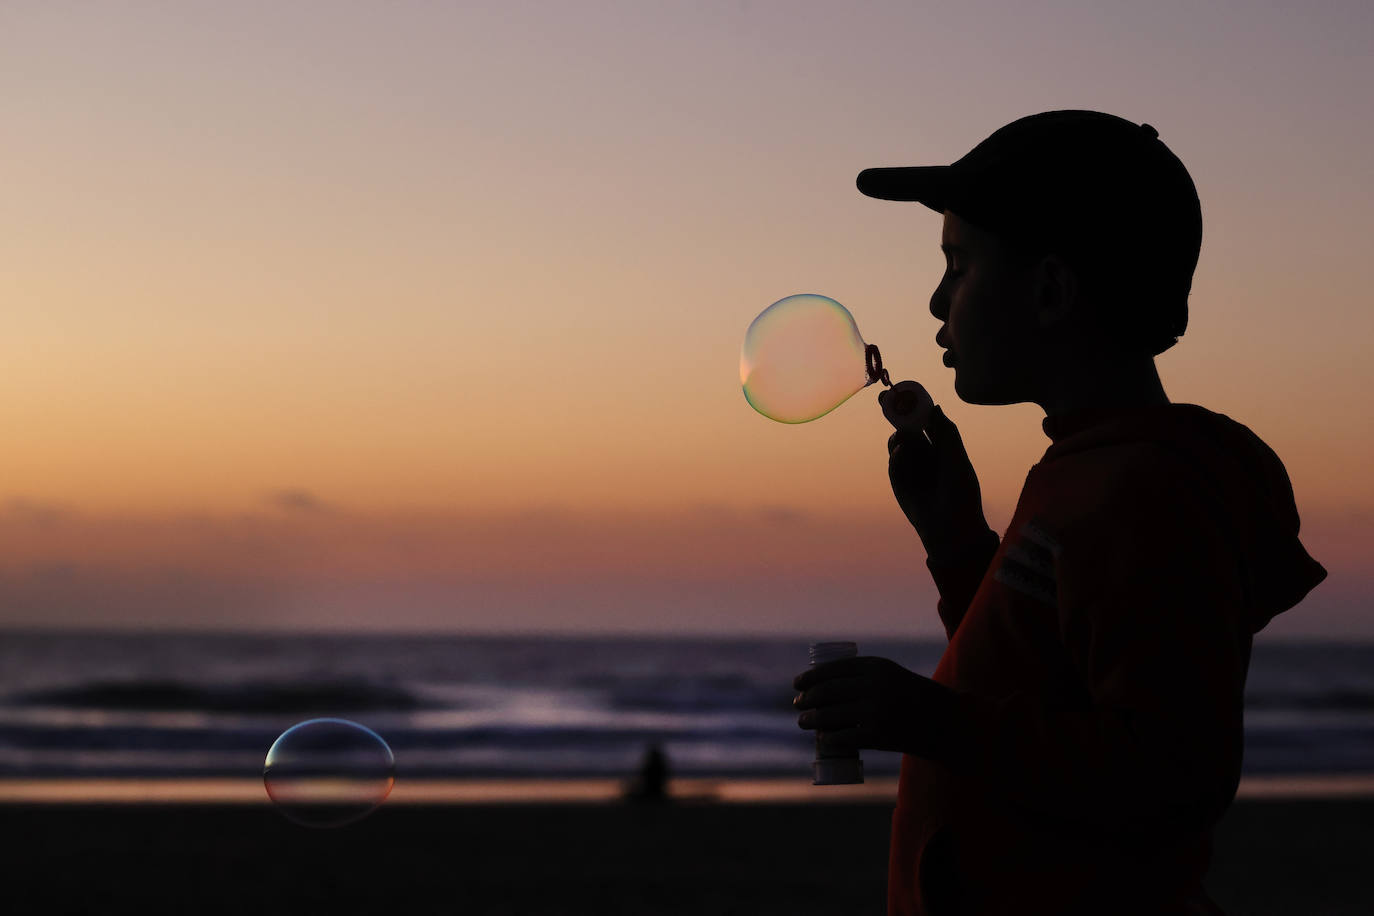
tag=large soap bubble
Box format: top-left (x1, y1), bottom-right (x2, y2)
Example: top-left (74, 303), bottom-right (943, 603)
top-left (263, 718), bottom-right (396, 829)
top-left (741, 294), bottom-right (877, 423)
top-left (742, 294), bottom-right (936, 430)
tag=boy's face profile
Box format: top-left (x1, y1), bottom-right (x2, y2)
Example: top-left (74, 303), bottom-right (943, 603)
top-left (929, 209), bottom-right (1167, 416)
top-left (930, 210), bottom-right (1049, 408)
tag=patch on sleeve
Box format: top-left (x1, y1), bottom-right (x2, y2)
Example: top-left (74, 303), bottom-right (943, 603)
top-left (992, 516), bottom-right (1061, 608)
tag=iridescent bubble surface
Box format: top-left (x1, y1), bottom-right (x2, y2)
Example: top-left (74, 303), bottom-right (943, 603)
top-left (263, 718), bottom-right (395, 829)
top-left (741, 294), bottom-right (871, 423)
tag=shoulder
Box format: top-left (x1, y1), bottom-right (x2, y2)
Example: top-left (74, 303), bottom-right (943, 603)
top-left (1057, 440), bottom-right (1232, 567)
top-left (1089, 440), bottom-right (1219, 521)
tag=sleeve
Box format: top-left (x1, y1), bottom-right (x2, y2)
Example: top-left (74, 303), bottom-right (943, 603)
top-left (929, 471), bottom-right (1249, 844)
top-left (926, 527), bottom-right (1001, 641)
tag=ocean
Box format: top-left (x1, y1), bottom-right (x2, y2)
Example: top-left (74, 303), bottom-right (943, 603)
top-left (1, 631), bottom-right (1372, 782)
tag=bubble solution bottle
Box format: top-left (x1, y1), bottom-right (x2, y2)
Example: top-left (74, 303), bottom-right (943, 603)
top-left (809, 641), bottom-right (864, 785)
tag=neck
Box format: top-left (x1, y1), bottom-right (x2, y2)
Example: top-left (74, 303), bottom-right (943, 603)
top-left (1037, 351), bottom-right (1169, 418)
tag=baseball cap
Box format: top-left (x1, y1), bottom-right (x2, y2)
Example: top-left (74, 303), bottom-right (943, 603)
top-left (858, 110), bottom-right (1201, 353)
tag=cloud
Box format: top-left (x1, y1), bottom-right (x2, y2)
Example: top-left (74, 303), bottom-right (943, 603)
top-left (757, 505), bottom-right (809, 525)
top-left (267, 489), bottom-right (330, 514)
top-left (2, 498), bottom-right (70, 527)
top-left (686, 502), bottom-right (811, 524)
top-left (0, 564), bottom-right (290, 631)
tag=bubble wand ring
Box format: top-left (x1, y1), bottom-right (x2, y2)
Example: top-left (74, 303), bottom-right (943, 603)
top-left (864, 344), bottom-right (893, 388)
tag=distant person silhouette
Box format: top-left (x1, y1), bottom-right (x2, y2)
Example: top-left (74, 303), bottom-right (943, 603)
top-left (792, 111), bottom-right (1328, 915)
top-left (624, 742), bottom-right (670, 803)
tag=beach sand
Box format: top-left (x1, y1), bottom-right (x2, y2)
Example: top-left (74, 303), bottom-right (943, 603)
top-left (5, 782), bottom-right (1373, 914)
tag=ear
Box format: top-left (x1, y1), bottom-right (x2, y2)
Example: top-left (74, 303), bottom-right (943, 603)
top-left (1034, 255), bottom-right (1079, 328)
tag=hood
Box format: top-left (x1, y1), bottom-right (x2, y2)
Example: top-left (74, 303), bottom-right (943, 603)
top-left (1040, 403), bottom-right (1328, 634)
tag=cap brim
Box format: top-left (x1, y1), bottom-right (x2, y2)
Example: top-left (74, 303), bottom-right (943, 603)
top-left (856, 166), bottom-right (953, 211)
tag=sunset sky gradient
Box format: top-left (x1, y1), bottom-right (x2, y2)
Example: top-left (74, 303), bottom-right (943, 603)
top-left (3, 1), bottom-right (1371, 637)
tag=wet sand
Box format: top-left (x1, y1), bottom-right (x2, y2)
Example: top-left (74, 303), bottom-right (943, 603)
top-left (5, 785), bottom-right (1373, 914)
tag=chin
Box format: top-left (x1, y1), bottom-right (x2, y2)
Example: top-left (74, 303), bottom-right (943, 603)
top-left (952, 371), bottom-right (993, 405)
top-left (953, 371), bottom-right (1029, 407)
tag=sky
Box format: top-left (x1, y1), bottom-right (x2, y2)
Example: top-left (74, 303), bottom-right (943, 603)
top-left (2, 1), bottom-right (1371, 638)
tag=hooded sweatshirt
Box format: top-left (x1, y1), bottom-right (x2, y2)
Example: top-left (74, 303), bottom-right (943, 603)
top-left (887, 403), bottom-right (1328, 916)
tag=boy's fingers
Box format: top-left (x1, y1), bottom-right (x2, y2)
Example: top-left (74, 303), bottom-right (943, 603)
top-left (889, 440), bottom-right (934, 479)
top-left (792, 656), bottom-right (869, 691)
top-left (797, 701), bottom-right (863, 732)
top-left (887, 427), bottom-right (930, 457)
top-left (793, 676), bottom-right (866, 710)
top-left (817, 726), bottom-right (864, 750)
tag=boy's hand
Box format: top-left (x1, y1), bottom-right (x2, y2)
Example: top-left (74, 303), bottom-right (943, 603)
top-left (793, 656), bottom-right (959, 756)
top-left (884, 403), bottom-right (993, 564)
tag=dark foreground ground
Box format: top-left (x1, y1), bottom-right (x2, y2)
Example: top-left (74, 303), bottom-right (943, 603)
top-left (5, 798), bottom-right (1373, 915)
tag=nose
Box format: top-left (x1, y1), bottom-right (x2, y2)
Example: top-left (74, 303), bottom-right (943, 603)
top-left (929, 282), bottom-right (948, 323)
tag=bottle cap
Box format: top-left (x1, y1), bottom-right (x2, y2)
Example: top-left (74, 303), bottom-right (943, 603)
top-left (812, 757), bottom-right (864, 785)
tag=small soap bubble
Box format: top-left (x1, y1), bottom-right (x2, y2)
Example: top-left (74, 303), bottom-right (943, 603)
top-left (264, 718), bottom-right (395, 829)
top-left (741, 294), bottom-right (873, 423)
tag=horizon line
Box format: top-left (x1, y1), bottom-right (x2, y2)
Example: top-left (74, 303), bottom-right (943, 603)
top-left (2, 625), bottom-right (1370, 646)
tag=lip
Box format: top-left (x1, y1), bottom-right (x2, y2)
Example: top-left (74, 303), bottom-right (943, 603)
top-left (942, 350), bottom-right (956, 367)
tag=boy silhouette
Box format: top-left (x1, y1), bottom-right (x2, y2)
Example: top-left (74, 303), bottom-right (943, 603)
top-left (792, 111), bottom-right (1328, 915)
